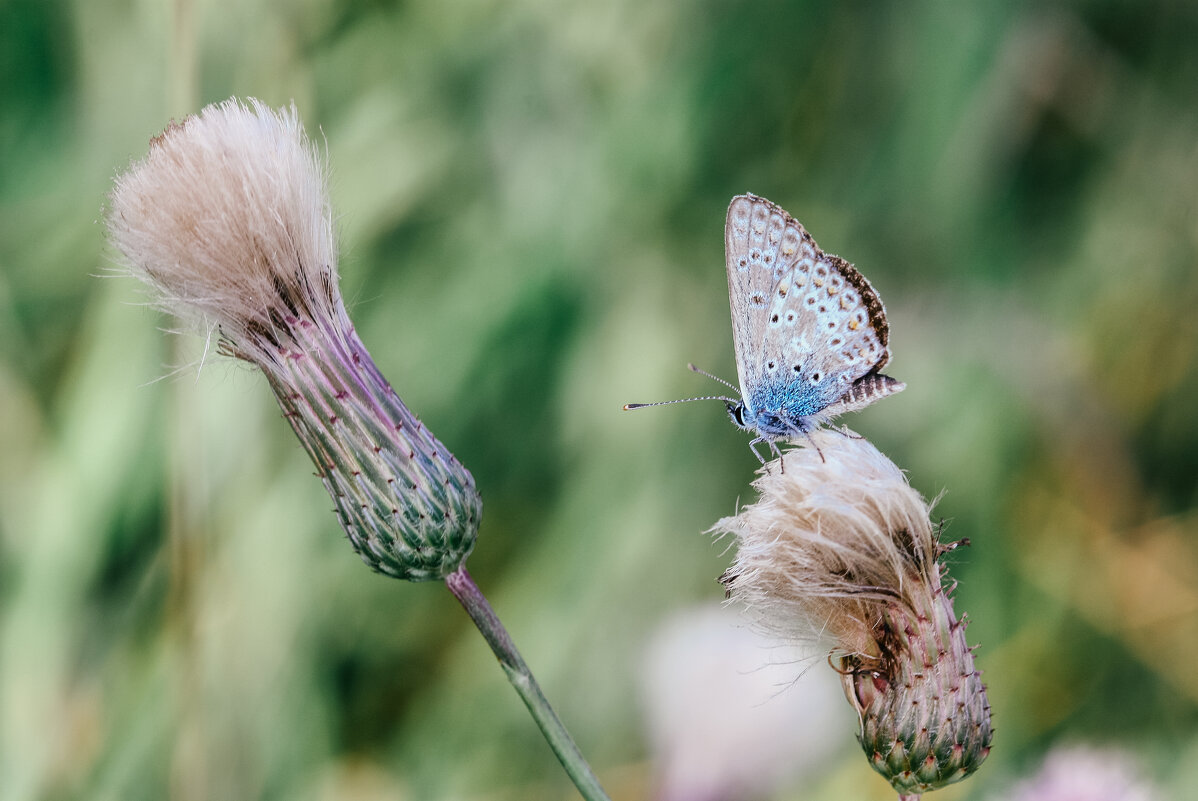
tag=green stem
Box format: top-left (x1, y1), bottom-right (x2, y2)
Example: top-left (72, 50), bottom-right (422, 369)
top-left (445, 566), bottom-right (611, 801)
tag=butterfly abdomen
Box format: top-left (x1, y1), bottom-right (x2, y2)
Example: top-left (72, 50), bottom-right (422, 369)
top-left (829, 372), bottom-right (907, 415)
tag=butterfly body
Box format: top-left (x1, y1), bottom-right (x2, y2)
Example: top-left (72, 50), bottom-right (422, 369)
top-left (722, 194), bottom-right (904, 452)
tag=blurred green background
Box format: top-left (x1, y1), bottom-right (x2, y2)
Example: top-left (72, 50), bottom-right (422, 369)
top-left (2, 1), bottom-right (1196, 799)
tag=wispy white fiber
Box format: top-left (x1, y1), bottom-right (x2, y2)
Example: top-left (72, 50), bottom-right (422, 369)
top-left (107, 98), bottom-right (340, 365)
top-left (714, 428), bottom-right (940, 660)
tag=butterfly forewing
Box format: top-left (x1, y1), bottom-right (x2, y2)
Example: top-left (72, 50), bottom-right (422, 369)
top-left (725, 195), bottom-right (817, 398)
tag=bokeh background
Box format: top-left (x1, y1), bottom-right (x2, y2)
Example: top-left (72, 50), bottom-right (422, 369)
top-left (2, 1), bottom-right (1196, 799)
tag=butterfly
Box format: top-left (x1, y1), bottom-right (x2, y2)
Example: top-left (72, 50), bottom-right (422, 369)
top-left (625, 194), bottom-right (904, 460)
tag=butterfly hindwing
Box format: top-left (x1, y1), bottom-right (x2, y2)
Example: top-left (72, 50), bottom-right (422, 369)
top-left (765, 252), bottom-right (889, 392)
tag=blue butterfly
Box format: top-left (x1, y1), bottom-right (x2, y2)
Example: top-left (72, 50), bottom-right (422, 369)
top-left (626, 194), bottom-right (904, 460)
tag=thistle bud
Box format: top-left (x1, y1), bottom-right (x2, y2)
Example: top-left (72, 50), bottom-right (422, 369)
top-left (714, 429), bottom-right (992, 797)
top-left (107, 97), bottom-right (481, 581)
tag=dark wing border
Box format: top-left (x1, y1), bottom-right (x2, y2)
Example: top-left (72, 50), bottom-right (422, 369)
top-left (825, 253), bottom-right (890, 370)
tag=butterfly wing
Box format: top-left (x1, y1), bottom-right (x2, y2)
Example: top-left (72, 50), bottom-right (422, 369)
top-left (768, 250), bottom-right (890, 384)
top-left (725, 194), bottom-right (810, 402)
top-left (728, 194), bottom-right (900, 426)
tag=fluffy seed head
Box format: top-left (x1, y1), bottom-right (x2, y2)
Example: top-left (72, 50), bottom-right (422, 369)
top-left (714, 429), bottom-right (992, 796)
top-left (107, 98), bottom-right (481, 581)
top-left (108, 97), bottom-right (338, 365)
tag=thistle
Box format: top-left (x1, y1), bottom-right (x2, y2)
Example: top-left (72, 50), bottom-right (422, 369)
top-left (714, 429), bottom-right (992, 799)
top-left (107, 97), bottom-right (608, 800)
top-left (107, 98), bottom-right (478, 581)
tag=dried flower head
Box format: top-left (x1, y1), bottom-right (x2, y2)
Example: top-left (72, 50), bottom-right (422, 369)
top-left (107, 98), bottom-right (481, 581)
top-left (108, 98), bottom-right (336, 364)
top-left (714, 429), bottom-right (992, 797)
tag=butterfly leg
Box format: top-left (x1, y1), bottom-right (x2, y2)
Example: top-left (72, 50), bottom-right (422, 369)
top-left (837, 425), bottom-right (865, 441)
top-left (747, 437), bottom-right (769, 466)
top-left (746, 437), bottom-right (786, 473)
top-left (792, 425), bottom-right (825, 464)
top-left (767, 439), bottom-right (786, 474)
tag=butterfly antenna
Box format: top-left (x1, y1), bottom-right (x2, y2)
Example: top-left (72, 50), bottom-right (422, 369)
top-left (687, 363), bottom-right (741, 396)
top-left (623, 395), bottom-right (738, 411)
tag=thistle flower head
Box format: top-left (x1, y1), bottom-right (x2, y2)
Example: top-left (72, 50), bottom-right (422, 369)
top-left (714, 429), bottom-right (992, 797)
top-left (107, 97), bottom-right (481, 582)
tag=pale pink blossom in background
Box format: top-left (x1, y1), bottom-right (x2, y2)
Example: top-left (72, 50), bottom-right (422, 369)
top-left (641, 604), bottom-right (853, 801)
top-left (999, 745), bottom-right (1161, 801)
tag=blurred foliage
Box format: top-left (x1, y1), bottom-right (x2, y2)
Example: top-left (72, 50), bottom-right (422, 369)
top-left (1, 1), bottom-right (1196, 800)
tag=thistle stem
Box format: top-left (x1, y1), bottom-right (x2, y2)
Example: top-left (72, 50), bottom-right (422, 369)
top-left (445, 566), bottom-right (611, 801)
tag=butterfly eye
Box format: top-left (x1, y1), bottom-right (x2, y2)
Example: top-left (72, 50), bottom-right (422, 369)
top-left (826, 320), bottom-right (835, 329)
top-left (738, 257), bottom-right (748, 269)
top-left (766, 361), bottom-right (777, 371)
top-left (792, 364), bottom-right (802, 373)
top-left (770, 314), bottom-right (780, 324)
top-left (750, 249), bottom-right (762, 262)
top-left (810, 371), bottom-right (822, 383)
top-left (785, 311), bottom-right (796, 323)
top-left (843, 290), bottom-right (857, 304)
top-left (830, 337), bottom-right (842, 346)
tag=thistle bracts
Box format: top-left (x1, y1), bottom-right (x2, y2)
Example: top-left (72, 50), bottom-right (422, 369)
top-left (107, 97), bottom-right (480, 581)
top-left (265, 304), bottom-right (480, 580)
top-left (715, 429), bottom-right (992, 798)
top-left (841, 560), bottom-right (992, 794)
